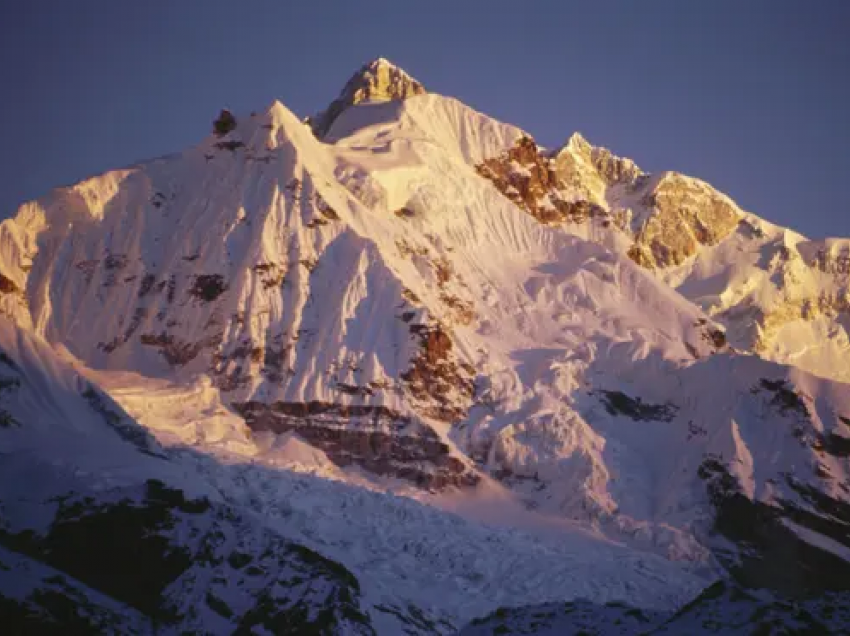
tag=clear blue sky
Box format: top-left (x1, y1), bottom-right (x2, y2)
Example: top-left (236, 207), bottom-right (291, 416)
top-left (3, 1), bottom-right (849, 237)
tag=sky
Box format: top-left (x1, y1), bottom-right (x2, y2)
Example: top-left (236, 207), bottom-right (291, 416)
top-left (2, 1), bottom-right (849, 237)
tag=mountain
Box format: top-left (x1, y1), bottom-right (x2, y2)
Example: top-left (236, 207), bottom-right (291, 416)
top-left (1, 57), bottom-right (849, 633)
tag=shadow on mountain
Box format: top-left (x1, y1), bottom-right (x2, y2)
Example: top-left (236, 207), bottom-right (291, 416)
top-left (460, 580), bottom-right (850, 635)
top-left (0, 470), bottom-right (376, 635)
top-left (0, 424), bottom-right (479, 636)
top-left (3, 439), bottom-right (850, 635)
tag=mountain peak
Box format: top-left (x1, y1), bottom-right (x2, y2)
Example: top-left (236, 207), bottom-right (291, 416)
top-left (365, 56), bottom-right (401, 70)
top-left (343, 57), bottom-right (424, 101)
top-left (308, 57), bottom-right (426, 138)
top-left (564, 131), bottom-right (592, 152)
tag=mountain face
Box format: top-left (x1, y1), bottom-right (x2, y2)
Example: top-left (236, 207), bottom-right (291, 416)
top-left (2, 58), bottom-right (850, 633)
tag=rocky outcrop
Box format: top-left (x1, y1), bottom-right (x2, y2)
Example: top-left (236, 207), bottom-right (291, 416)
top-left (476, 136), bottom-right (606, 225)
top-left (549, 133), bottom-right (644, 209)
top-left (800, 239), bottom-right (850, 277)
top-left (590, 144), bottom-right (643, 186)
top-left (234, 401), bottom-right (478, 489)
top-left (401, 322), bottom-right (475, 423)
top-left (309, 58), bottom-right (426, 138)
top-left (140, 332), bottom-right (223, 367)
top-left (745, 292), bottom-right (850, 354)
top-left (627, 173), bottom-right (741, 269)
top-left (596, 390), bottom-right (678, 422)
top-left (550, 134), bottom-right (745, 271)
top-left (699, 456), bottom-right (850, 596)
top-left (0, 271), bottom-right (27, 324)
top-left (558, 132), bottom-right (643, 190)
top-left (188, 274), bottom-right (228, 302)
top-left (0, 273), bottom-right (20, 295)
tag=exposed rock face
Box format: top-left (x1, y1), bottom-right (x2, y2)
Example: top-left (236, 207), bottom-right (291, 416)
top-left (309, 58), bottom-right (426, 138)
top-left (401, 322), bottom-right (475, 423)
top-left (558, 132), bottom-right (643, 189)
top-left (0, 274), bottom-right (20, 295)
top-left (590, 144), bottom-right (643, 186)
top-left (212, 109), bottom-right (237, 137)
top-left (0, 272), bottom-right (27, 324)
top-left (477, 133), bottom-right (741, 273)
top-left (233, 401), bottom-right (478, 488)
top-left (549, 134), bottom-right (744, 270)
top-left (140, 332), bottom-right (223, 367)
top-left (596, 389), bottom-right (678, 422)
top-left (537, 136), bottom-right (850, 385)
top-left (476, 136), bottom-right (606, 225)
top-left (627, 173), bottom-right (741, 269)
top-left (550, 133), bottom-right (643, 208)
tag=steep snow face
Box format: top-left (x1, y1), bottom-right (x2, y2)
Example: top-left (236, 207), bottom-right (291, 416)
top-left (322, 90), bottom-right (850, 581)
top-left (0, 101), bottom-right (413, 398)
top-left (0, 99), bottom-right (485, 486)
top-left (327, 92), bottom-right (527, 165)
top-left (309, 57), bottom-right (427, 139)
top-left (0, 320), bottom-right (166, 468)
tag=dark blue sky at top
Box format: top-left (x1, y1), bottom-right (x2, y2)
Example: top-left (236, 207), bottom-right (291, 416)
top-left (2, 1), bottom-right (849, 237)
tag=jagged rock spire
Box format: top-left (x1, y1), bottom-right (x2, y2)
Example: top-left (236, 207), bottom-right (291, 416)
top-left (308, 57), bottom-right (426, 139)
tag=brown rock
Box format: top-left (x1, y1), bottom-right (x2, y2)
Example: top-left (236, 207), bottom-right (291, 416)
top-left (234, 401), bottom-right (478, 489)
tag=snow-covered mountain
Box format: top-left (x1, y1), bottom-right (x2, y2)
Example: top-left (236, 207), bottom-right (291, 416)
top-left (2, 58), bottom-right (850, 633)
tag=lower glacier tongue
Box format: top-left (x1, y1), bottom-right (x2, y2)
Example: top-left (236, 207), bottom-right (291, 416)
top-left (171, 444), bottom-right (708, 628)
